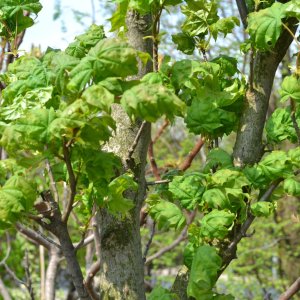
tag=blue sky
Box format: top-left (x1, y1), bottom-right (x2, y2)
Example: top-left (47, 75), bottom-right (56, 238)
top-left (22, 0), bottom-right (110, 51)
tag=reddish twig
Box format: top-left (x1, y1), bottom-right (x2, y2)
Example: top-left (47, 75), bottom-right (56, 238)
top-left (153, 120), bottom-right (169, 144)
top-left (279, 277), bottom-right (300, 300)
top-left (148, 140), bottom-right (161, 180)
top-left (179, 138), bottom-right (205, 171)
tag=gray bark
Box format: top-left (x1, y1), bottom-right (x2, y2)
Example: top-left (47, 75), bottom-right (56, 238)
top-left (0, 277), bottom-right (11, 300)
top-left (45, 248), bottom-right (60, 300)
top-left (233, 20), bottom-right (298, 166)
top-left (97, 12), bottom-right (152, 300)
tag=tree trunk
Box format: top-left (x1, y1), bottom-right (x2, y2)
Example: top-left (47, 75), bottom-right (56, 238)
top-left (97, 12), bottom-right (152, 300)
top-left (233, 22), bottom-right (297, 166)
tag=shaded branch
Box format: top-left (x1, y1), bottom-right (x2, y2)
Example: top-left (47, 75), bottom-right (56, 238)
top-left (235, 0), bottom-right (249, 28)
top-left (85, 260), bottom-right (100, 300)
top-left (221, 177), bottom-right (285, 269)
top-left (16, 223), bottom-right (53, 250)
top-left (143, 221), bottom-right (156, 262)
top-left (179, 138), bottom-right (205, 171)
top-left (24, 250), bottom-right (35, 300)
top-left (62, 141), bottom-right (77, 223)
top-left (148, 139), bottom-right (161, 180)
top-left (279, 277), bottom-right (300, 300)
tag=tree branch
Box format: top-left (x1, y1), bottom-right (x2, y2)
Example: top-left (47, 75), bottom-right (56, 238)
top-left (16, 223), bottom-right (51, 250)
top-left (235, 0), bottom-right (249, 29)
top-left (85, 260), bottom-right (100, 300)
top-left (45, 158), bottom-right (60, 203)
top-left (221, 177), bottom-right (284, 269)
top-left (279, 277), bottom-right (300, 300)
top-left (179, 138), bottom-right (205, 171)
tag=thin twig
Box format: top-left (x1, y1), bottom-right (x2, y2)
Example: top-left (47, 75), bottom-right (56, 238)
top-left (145, 211), bottom-right (196, 264)
top-left (74, 234), bottom-right (94, 250)
top-left (127, 120), bottom-right (147, 162)
top-left (45, 158), bottom-right (60, 203)
top-left (179, 138), bottom-right (205, 171)
top-left (143, 221), bottom-right (156, 262)
top-left (153, 120), bottom-right (169, 144)
top-left (279, 277), bottom-right (300, 300)
top-left (62, 140), bottom-right (77, 223)
top-left (24, 250), bottom-right (35, 300)
top-left (148, 139), bottom-right (161, 180)
top-left (147, 179), bottom-right (170, 186)
top-left (0, 232), bottom-right (11, 265)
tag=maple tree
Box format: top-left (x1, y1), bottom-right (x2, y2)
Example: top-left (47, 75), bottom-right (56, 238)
top-left (0, 0), bottom-right (300, 299)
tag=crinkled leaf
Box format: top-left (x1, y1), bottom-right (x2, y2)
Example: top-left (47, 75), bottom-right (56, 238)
top-left (251, 202), bottom-right (274, 217)
top-left (247, 2), bottom-right (286, 50)
top-left (3, 57), bottom-right (49, 102)
top-left (172, 32), bottom-right (195, 55)
top-left (147, 195), bottom-right (186, 230)
top-left (105, 173), bottom-right (137, 215)
top-left (211, 55), bottom-right (238, 77)
top-left (284, 0), bottom-right (300, 18)
top-left (169, 173), bottom-right (206, 209)
top-left (279, 76), bottom-right (300, 102)
top-left (283, 177), bottom-right (300, 196)
top-left (0, 86), bottom-right (53, 121)
top-left (72, 24), bottom-right (105, 50)
top-left (148, 287), bottom-right (179, 300)
top-left (82, 84), bottom-right (114, 113)
top-left (68, 39), bottom-right (138, 92)
top-left (266, 107), bottom-right (297, 143)
top-left (209, 16), bottom-right (240, 40)
top-left (121, 83), bottom-right (185, 122)
top-left (181, 1), bottom-right (219, 37)
top-left (42, 51), bottom-right (80, 95)
top-left (1, 108), bottom-right (57, 152)
top-left (289, 147), bottom-right (300, 168)
top-left (0, 175), bottom-right (36, 228)
top-left (200, 209), bottom-right (235, 239)
top-left (203, 148), bottom-right (233, 173)
top-left (187, 245), bottom-right (222, 299)
top-left (258, 151), bottom-right (292, 180)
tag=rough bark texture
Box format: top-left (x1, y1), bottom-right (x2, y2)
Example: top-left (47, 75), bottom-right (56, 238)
top-left (233, 21), bottom-right (297, 166)
top-left (97, 12), bottom-right (152, 300)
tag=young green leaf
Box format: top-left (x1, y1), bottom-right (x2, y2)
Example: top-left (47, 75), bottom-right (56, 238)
top-left (247, 2), bottom-right (286, 50)
top-left (251, 202), bottom-right (274, 217)
top-left (187, 245), bottom-right (222, 299)
top-left (172, 32), bottom-right (195, 55)
top-left (200, 209), bottom-right (235, 239)
top-left (147, 195), bottom-right (186, 230)
top-left (121, 83), bottom-right (185, 122)
top-left (283, 177), bottom-right (300, 196)
top-left (266, 107), bottom-right (297, 143)
top-left (168, 173), bottom-right (206, 209)
top-left (279, 76), bottom-right (300, 102)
